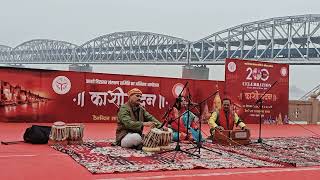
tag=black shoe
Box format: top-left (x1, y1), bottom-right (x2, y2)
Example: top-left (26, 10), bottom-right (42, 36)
top-left (133, 144), bottom-right (143, 150)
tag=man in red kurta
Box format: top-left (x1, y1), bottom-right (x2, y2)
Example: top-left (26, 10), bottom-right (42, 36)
top-left (208, 98), bottom-right (249, 138)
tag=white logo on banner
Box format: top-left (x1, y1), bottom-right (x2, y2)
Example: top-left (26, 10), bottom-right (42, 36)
top-left (246, 67), bottom-right (269, 81)
top-left (172, 83), bottom-right (184, 98)
top-left (280, 67), bottom-right (288, 77)
top-left (227, 62), bottom-right (237, 72)
top-left (52, 76), bottom-right (71, 94)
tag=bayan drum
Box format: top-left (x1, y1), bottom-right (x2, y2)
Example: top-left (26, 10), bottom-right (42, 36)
top-left (142, 128), bottom-right (173, 152)
top-left (66, 124), bottom-right (84, 144)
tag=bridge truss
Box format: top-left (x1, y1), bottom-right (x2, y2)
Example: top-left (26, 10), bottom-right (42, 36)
top-left (191, 14), bottom-right (320, 65)
top-left (1, 14), bottom-right (320, 65)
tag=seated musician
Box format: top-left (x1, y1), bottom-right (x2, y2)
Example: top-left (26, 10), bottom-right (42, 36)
top-left (208, 97), bottom-right (249, 140)
top-left (116, 88), bottom-right (163, 150)
top-left (166, 96), bottom-right (203, 143)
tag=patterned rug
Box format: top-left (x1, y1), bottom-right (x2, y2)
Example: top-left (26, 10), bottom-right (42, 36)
top-left (214, 136), bottom-right (320, 167)
top-left (51, 137), bottom-right (320, 174)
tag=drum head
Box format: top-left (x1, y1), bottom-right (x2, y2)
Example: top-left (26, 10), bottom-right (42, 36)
top-left (53, 121), bottom-right (66, 126)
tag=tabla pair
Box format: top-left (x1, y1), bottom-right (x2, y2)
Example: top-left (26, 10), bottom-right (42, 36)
top-left (142, 128), bottom-right (173, 152)
top-left (49, 121), bottom-right (84, 145)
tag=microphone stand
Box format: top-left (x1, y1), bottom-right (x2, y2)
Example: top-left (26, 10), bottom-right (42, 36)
top-left (185, 87), bottom-right (192, 140)
top-left (185, 90), bottom-right (222, 156)
top-left (160, 81), bottom-right (188, 127)
top-left (158, 81), bottom-right (200, 161)
top-left (251, 81), bottom-right (278, 147)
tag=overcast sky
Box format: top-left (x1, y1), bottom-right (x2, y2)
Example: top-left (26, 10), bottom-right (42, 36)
top-left (1, 0), bottom-right (320, 96)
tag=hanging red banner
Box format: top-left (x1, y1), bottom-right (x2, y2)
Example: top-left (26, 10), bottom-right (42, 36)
top-left (0, 67), bottom-right (224, 123)
top-left (225, 58), bottom-right (289, 124)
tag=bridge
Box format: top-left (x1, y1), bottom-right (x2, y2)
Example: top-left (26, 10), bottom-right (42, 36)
top-left (1, 14), bottom-right (320, 65)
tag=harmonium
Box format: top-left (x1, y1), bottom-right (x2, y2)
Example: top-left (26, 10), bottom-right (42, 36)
top-left (214, 130), bottom-right (251, 145)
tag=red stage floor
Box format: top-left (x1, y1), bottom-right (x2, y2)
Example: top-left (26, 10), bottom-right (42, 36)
top-left (1, 122), bottom-right (320, 180)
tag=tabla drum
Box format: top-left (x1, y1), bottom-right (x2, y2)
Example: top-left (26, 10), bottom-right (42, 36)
top-left (66, 124), bottom-right (84, 144)
top-left (142, 128), bottom-right (173, 152)
top-left (49, 121), bottom-right (67, 142)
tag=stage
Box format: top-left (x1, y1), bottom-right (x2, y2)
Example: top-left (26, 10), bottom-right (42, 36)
top-left (0, 122), bottom-right (320, 180)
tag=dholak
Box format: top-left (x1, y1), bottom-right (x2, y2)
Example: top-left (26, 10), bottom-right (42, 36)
top-left (49, 121), bottom-right (67, 143)
top-left (214, 130), bottom-right (250, 145)
top-left (66, 124), bottom-right (84, 144)
top-left (142, 128), bottom-right (173, 152)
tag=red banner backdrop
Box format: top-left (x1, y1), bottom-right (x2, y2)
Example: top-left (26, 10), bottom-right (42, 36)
top-left (225, 58), bottom-right (289, 124)
top-left (0, 67), bottom-right (224, 123)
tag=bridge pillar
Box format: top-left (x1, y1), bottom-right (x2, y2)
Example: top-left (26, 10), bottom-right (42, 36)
top-left (310, 97), bottom-right (320, 124)
top-left (69, 64), bottom-right (93, 72)
top-left (182, 65), bottom-right (209, 80)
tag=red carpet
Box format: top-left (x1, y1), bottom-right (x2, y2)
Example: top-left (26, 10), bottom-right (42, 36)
top-left (1, 123), bottom-right (320, 179)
